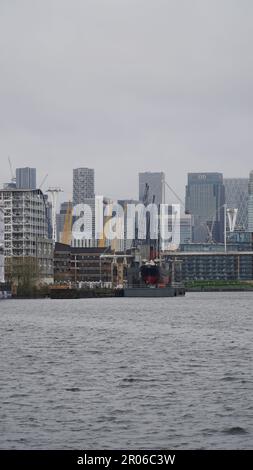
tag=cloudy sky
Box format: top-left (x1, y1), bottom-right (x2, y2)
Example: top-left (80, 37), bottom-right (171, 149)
top-left (0, 0), bottom-right (253, 203)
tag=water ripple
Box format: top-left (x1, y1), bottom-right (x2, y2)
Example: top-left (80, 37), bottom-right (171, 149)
top-left (0, 292), bottom-right (252, 449)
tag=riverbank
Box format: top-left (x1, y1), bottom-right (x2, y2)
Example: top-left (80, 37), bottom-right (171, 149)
top-left (7, 280), bottom-right (253, 299)
top-left (185, 280), bottom-right (253, 292)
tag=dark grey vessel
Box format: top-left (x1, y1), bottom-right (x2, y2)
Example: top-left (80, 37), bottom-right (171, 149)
top-left (123, 286), bottom-right (185, 297)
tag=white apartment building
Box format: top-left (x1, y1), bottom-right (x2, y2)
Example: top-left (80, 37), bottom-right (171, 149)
top-left (0, 188), bottom-right (53, 283)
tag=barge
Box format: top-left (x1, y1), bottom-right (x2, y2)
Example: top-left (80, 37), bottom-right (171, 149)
top-left (0, 283), bottom-right (12, 300)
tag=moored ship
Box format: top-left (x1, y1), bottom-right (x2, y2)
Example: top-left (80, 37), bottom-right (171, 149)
top-left (140, 259), bottom-right (170, 286)
top-left (124, 256), bottom-right (185, 297)
top-left (140, 260), bottom-right (160, 285)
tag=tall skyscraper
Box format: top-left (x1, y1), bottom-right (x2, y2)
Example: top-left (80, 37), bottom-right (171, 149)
top-left (72, 168), bottom-right (96, 247)
top-left (16, 167), bottom-right (36, 190)
top-left (224, 178), bottom-right (248, 230)
top-left (139, 172), bottom-right (165, 205)
top-left (73, 168), bottom-right (95, 206)
top-left (185, 173), bottom-right (225, 243)
top-left (248, 171), bottom-right (253, 232)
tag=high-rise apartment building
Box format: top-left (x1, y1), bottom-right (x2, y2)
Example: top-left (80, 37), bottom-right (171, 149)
top-left (248, 170), bottom-right (253, 232)
top-left (185, 173), bottom-right (225, 243)
top-left (73, 168), bottom-right (94, 206)
top-left (16, 167), bottom-right (36, 190)
top-left (72, 168), bottom-right (95, 246)
top-left (139, 172), bottom-right (165, 205)
top-left (224, 178), bottom-right (248, 230)
top-left (0, 188), bottom-right (53, 283)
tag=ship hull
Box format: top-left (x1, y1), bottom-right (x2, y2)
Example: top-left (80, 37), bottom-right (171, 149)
top-left (140, 264), bottom-right (160, 285)
top-left (140, 263), bottom-right (170, 286)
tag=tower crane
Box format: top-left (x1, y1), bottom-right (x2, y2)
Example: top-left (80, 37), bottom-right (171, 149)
top-left (8, 156), bottom-right (16, 184)
top-left (39, 173), bottom-right (48, 190)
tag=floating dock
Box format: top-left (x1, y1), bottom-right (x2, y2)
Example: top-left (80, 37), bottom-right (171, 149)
top-left (0, 283), bottom-right (12, 300)
top-left (123, 287), bottom-right (185, 297)
top-left (49, 286), bottom-right (185, 299)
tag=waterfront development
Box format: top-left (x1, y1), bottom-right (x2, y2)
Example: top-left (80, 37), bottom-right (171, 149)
top-left (0, 292), bottom-right (252, 450)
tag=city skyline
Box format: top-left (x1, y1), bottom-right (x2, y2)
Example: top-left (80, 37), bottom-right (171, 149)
top-left (2, 164), bottom-right (253, 250)
top-left (2, 161), bottom-right (253, 206)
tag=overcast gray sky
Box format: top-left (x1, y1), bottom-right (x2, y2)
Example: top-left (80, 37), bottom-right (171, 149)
top-left (0, 0), bottom-right (253, 203)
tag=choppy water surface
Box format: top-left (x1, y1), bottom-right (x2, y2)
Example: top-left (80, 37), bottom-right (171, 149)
top-left (0, 293), bottom-right (252, 449)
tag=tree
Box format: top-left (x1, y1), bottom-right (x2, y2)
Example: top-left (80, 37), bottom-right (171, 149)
top-left (5, 256), bottom-right (40, 297)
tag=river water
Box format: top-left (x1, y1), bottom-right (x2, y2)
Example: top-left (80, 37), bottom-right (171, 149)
top-left (0, 292), bottom-right (252, 450)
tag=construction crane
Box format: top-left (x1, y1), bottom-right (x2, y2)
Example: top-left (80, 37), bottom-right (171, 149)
top-left (8, 156), bottom-right (16, 184)
top-left (164, 180), bottom-right (185, 207)
top-left (61, 201), bottom-right (73, 245)
top-left (39, 173), bottom-right (48, 190)
top-left (206, 217), bottom-right (215, 243)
